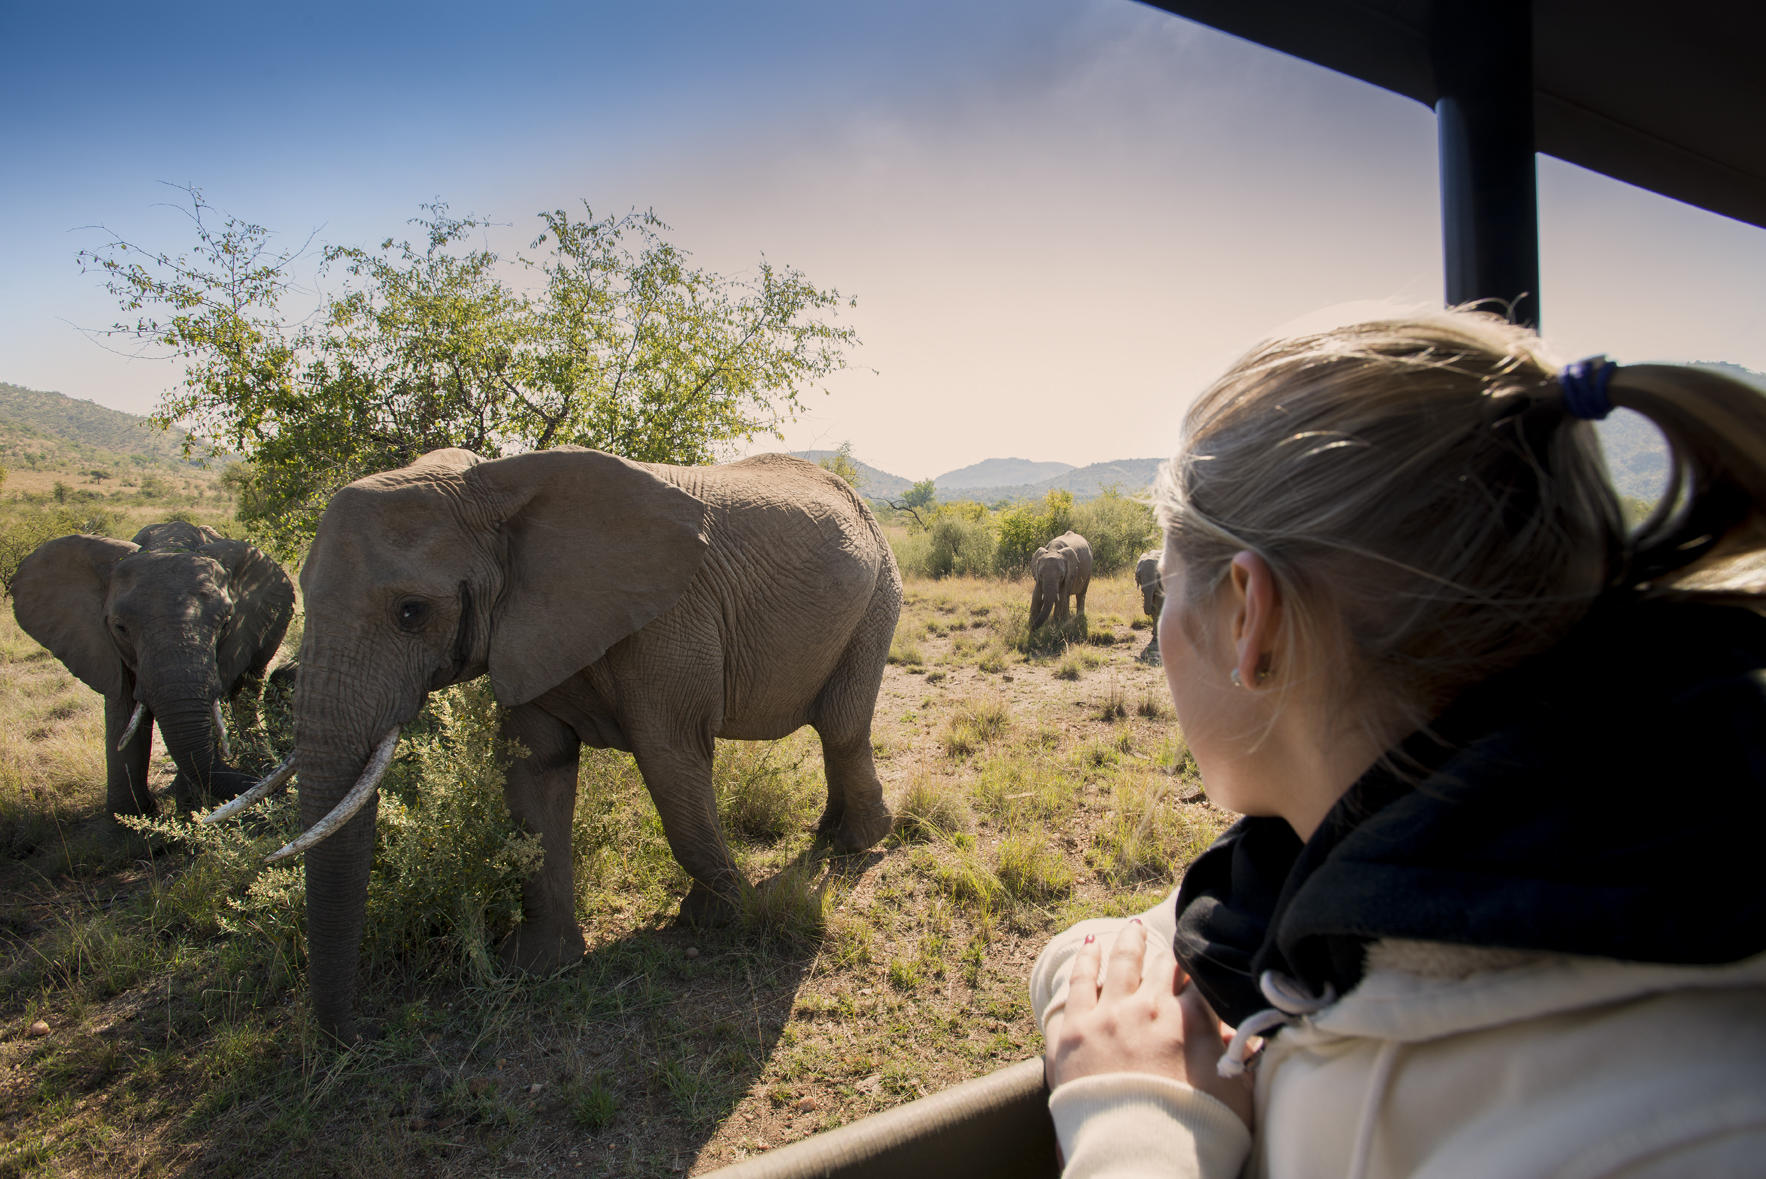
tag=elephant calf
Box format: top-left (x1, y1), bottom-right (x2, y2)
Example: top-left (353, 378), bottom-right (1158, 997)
top-left (230, 447), bottom-right (901, 1040)
top-left (1028, 531), bottom-right (1093, 629)
top-left (11, 520), bottom-right (295, 818)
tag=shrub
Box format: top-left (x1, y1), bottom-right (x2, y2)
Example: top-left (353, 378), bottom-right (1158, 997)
top-left (1071, 490), bottom-right (1158, 575)
top-left (0, 503), bottom-right (124, 595)
top-left (122, 680), bottom-right (544, 993)
top-left (893, 503), bottom-right (995, 579)
top-left (993, 491), bottom-right (1074, 577)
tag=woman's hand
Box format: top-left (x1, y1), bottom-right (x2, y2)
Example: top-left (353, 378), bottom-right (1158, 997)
top-left (1044, 919), bottom-right (1255, 1129)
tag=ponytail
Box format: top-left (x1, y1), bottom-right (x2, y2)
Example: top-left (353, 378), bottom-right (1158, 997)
top-left (1610, 365), bottom-right (1766, 595)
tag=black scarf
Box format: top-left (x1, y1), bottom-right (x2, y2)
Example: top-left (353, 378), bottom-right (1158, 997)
top-left (1174, 598), bottom-right (1766, 1027)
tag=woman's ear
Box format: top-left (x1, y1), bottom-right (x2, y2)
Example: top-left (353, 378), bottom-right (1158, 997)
top-left (467, 449), bottom-right (709, 707)
top-left (11, 534), bottom-right (138, 697)
top-left (1228, 550), bottom-right (1280, 689)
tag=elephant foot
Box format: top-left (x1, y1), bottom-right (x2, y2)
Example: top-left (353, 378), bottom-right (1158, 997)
top-left (828, 800), bottom-right (894, 853)
top-left (677, 880), bottom-right (741, 930)
top-left (497, 922), bottom-right (587, 974)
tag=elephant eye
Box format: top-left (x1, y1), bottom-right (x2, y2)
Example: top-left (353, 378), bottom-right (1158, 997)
top-left (396, 599), bottom-right (431, 631)
top-left (110, 618), bottom-right (128, 636)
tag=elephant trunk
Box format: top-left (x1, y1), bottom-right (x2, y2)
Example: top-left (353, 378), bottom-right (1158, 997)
top-left (290, 651), bottom-right (411, 1042)
top-left (154, 691), bottom-right (252, 804)
top-left (1030, 579), bottom-right (1054, 629)
top-left (298, 755), bottom-right (381, 1042)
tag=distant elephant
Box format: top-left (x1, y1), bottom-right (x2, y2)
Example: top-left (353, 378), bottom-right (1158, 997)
top-left (11, 521), bottom-right (295, 818)
top-left (1135, 549), bottom-right (1164, 621)
top-left (237, 447), bottom-right (900, 1040)
top-left (1134, 548), bottom-right (1164, 664)
top-left (1028, 531), bottom-right (1092, 629)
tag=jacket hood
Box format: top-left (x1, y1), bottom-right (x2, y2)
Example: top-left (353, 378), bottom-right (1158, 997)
top-left (1176, 597), bottom-right (1766, 1028)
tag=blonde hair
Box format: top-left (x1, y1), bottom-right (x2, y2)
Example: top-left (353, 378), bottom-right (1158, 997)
top-left (1154, 307), bottom-right (1766, 735)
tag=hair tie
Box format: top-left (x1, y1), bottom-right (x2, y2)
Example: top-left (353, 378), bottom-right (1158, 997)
top-left (1559, 357), bottom-right (1615, 421)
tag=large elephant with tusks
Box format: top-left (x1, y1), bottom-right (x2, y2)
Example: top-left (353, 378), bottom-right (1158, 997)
top-left (228, 447), bottom-right (900, 1040)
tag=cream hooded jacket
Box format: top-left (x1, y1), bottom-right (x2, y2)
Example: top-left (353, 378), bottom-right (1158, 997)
top-left (1031, 907), bottom-right (1766, 1179)
top-left (1032, 600), bottom-right (1766, 1178)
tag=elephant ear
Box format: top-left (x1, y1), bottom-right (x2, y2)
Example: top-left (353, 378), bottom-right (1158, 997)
top-left (10, 534), bottom-right (138, 697)
top-left (203, 539), bottom-right (297, 689)
top-left (468, 449), bottom-right (710, 707)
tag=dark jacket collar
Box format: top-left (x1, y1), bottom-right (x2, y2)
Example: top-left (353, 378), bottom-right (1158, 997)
top-left (1174, 598), bottom-right (1766, 1027)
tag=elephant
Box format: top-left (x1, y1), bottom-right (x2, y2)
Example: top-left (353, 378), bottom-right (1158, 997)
top-left (11, 520), bottom-right (295, 818)
top-left (1135, 549), bottom-right (1164, 621)
top-left (1135, 548), bottom-right (1164, 664)
top-left (243, 446), bottom-right (900, 1040)
top-left (1027, 531), bottom-right (1092, 629)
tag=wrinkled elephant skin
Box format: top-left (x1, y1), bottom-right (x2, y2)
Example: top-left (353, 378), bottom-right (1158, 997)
top-left (12, 521), bottom-right (295, 818)
top-left (289, 448), bottom-right (902, 1039)
top-left (1028, 531), bottom-right (1093, 630)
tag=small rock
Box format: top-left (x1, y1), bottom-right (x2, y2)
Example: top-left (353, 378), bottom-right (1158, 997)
top-left (684, 946), bottom-right (700, 960)
top-left (27, 1019), bottom-right (50, 1038)
top-left (856, 1073), bottom-right (882, 1095)
top-left (794, 1095), bottom-right (819, 1112)
top-left (527, 1082), bottom-right (544, 1095)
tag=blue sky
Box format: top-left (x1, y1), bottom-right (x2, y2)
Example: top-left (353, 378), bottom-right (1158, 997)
top-left (4, 0), bottom-right (1763, 479)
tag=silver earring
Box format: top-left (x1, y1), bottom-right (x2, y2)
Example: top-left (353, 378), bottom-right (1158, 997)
top-left (1230, 668), bottom-right (1244, 688)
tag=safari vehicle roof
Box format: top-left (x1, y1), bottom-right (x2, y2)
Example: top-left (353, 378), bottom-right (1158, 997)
top-left (1141, 0), bottom-right (1766, 230)
top-left (1140, 1), bottom-right (1766, 322)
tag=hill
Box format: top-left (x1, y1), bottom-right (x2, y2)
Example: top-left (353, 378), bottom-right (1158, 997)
top-left (0, 381), bottom-right (209, 476)
top-left (787, 450), bottom-right (914, 499)
top-left (932, 457), bottom-right (1073, 491)
top-left (933, 457), bottom-right (1168, 505)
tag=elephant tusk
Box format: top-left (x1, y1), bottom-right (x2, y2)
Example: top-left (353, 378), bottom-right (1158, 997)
top-left (116, 702), bottom-right (146, 751)
top-left (264, 728), bottom-right (400, 864)
top-left (211, 699), bottom-right (232, 761)
top-left (199, 753), bottom-right (296, 824)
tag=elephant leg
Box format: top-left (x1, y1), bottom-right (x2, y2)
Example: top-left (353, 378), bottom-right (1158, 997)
top-left (629, 725), bottom-right (745, 927)
top-left (497, 703), bottom-right (588, 973)
top-left (811, 591), bottom-right (895, 851)
top-left (103, 695), bottom-right (156, 819)
top-left (1076, 583), bottom-right (1088, 616)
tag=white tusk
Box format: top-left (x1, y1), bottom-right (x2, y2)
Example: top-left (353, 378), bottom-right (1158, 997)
top-left (265, 728), bottom-right (400, 864)
top-left (116, 702), bottom-right (145, 751)
top-left (200, 753), bottom-right (296, 825)
top-left (211, 699), bottom-right (232, 761)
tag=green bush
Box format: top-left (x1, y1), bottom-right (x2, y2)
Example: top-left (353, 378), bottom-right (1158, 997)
top-left (1071, 490), bottom-right (1158, 575)
top-left (0, 502), bottom-right (123, 595)
top-left (117, 680), bottom-right (542, 992)
top-left (893, 501), bottom-right (996, 579)
top-left (993, 491), bottom-right (1074, 577)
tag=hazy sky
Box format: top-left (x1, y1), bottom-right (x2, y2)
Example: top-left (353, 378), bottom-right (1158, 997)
top-left (4, 0), bottom-right (1763, 480)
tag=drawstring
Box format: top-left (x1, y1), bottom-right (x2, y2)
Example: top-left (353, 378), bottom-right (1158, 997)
top-left (1217, 969), bottom-right (1338, 1078)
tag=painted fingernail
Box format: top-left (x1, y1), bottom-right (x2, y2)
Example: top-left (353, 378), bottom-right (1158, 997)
top-left (1129, 917), bottom-right (1142, 925)
top-left (1083, 934), bottom-right (1095, 944)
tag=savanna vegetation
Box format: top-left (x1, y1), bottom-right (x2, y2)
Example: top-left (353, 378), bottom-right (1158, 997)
top-left (0, 504), bottom-right (1223, 1175)
top-left (1, 190), bottom-right (1220, 1176)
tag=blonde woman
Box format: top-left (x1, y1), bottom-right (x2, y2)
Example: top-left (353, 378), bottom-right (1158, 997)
top-left (1032, 309), bottom-right (1766, 1178)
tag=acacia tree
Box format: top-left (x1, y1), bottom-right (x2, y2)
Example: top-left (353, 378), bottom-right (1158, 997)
top-left (81, 188), bottom-right (858, 557)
